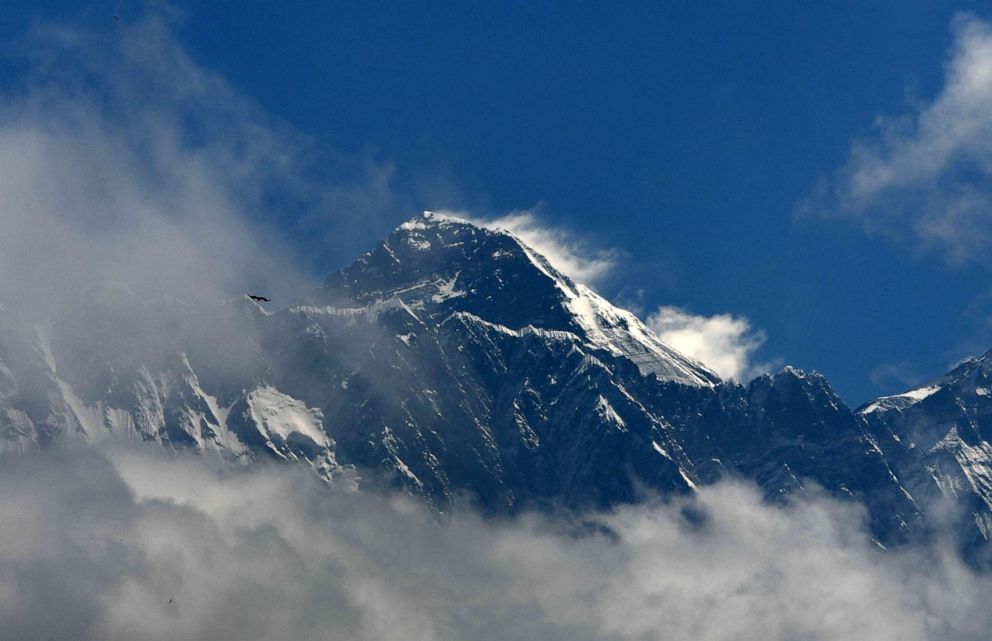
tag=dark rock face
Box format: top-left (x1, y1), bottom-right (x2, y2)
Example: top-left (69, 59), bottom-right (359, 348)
top-left (3, 211), bottom-right (992, 557)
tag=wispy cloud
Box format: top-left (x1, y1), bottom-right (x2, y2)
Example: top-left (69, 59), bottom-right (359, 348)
top-left (456, 208), bottom-right (620, 286)
top-left (0, 11), bottom-right (318, 313)
top-left (800, 14), bottom-right (992, 266)
top-left (2, 444), bottom-right (989, 641)
top-left (0, 9), bottom-right (430, 317)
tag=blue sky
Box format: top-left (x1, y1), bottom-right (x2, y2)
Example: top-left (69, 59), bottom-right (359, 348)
top-left (3, 1), bottom-right (992, 403)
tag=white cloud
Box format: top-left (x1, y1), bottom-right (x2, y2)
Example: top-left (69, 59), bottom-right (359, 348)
top-left (456, 209), bottom-right (620, 285)
top-left (0, 10), bottom-right (428, 318)
top-left (2, 444), bottom-right (990, 641)
top-left (0, 13), bottom-right (319, 314)
top-left (802, 14), bottom-right (992, 265)
top-left (646, 306), bottom-right (772, 380)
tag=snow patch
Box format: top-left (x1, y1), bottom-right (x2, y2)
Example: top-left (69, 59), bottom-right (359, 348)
top-left (564, 284), bottom-right (719, 386)
top-left (55, 379), bottom-right (103, 438)
top-left (862, 385), bottom-right (941, 415)
top-left (33, 326), bottom-right (57, 373)
top-left (246, 386), bottom-right (329, 447)
top-left (901, 385), bottom-right (941, 402)
top-left (405, 237), bottom-right (432, 251)
top-left (679, 468), bottom-right (699, 491)
top-left (398, 210), bottom-right (471, 231)
top-left (595, 395), bottom-right (626, 430)
top-left (430, 272), bottom-right (466, 303)
top-left (652, 440), bottom-right (671, 459)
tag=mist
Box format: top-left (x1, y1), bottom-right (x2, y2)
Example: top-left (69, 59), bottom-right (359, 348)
top-left (0, 8), bottom-right (453, 320)
top-left (0, 7), bottom-right (430, 410)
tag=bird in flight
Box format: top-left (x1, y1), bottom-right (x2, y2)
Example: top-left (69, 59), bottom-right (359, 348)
top-left (248, 294), bottom-right (271, 303)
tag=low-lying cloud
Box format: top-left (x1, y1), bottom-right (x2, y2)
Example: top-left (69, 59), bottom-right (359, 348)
top-left (801, 13), bottom-right (992, 267)
top-left (1, 444), bottom-right (989, 641)
top-left (646, 306), bottom-right (773, 380)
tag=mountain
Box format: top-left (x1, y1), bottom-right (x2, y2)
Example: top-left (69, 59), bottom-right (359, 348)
top-left (2, 211), bottom-right (991, 556)
top-left (316, 212), bottom-right (720, 386)
top-left (859, 353), bottom-right (992, 558)
top-left (0, 292), bottom-right (345, 481)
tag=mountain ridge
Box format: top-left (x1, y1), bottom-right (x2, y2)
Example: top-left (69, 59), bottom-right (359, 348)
top-left (1, 211), bottom-right (991, 560)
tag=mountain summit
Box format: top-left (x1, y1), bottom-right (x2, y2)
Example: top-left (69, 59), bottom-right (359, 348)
top-left (4, 213), bottom-right (992, 560)
top-left (317, 211), bottom-right (720, 387)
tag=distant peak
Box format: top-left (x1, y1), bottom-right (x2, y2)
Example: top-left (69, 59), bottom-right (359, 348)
top-left (397, 210), bottom-right (477, 231)
top-left (763, 366), bottom-right (830, 389)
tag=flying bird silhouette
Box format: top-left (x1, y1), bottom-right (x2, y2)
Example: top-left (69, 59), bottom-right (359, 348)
top-left (248, 294), bottom-right (271, 303)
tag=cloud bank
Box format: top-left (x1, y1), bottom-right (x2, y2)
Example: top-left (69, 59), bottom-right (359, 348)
top-left (646, 306), bottom-right (772, 380)
top-left (802, 14), bottom-right (992, 266)
top-left (0, 444), bottom-right (989, 641)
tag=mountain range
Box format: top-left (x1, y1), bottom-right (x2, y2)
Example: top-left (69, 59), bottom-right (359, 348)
top-left (3, 211), bottom-right (991, 561)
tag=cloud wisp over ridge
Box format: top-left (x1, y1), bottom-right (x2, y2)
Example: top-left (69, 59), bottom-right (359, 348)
top-left (646, 306), bottom-right (774, 381)
top-left (801, 14), bottom-right (992, 267)
top-left (432, 208), bottom-right (776, 381)
top-left (454, 208), bottom-right (621, 286)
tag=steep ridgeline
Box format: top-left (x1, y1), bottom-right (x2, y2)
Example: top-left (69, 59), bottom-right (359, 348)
top-left (0, 210), bottom-right (987, 554)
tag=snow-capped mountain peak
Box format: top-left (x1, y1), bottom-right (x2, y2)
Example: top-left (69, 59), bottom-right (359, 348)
top-left (316, 212), bottom-right (719, 386)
